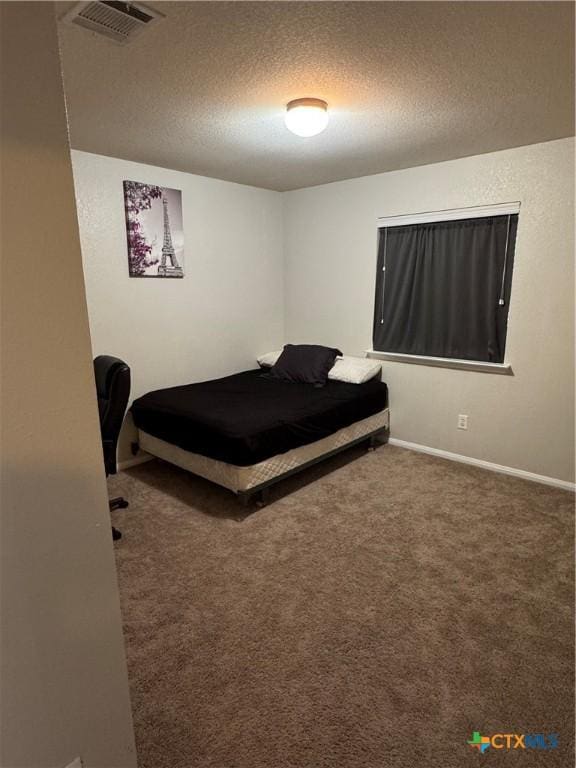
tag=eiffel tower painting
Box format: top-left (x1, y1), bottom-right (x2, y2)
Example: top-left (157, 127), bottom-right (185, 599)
top-left (158, 194), bottom-right (183, 278)
top-left (123, 180), bottom-right (184, 278)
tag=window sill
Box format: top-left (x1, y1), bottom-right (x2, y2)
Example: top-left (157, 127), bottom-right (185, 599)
top-left (366, 350), bottom-right (513, 375)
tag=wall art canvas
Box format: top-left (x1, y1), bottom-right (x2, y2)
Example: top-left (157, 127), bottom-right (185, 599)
top-left (123, 181), bottom-right (184, 278)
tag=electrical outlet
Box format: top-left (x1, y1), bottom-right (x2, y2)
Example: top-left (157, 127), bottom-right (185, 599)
top-left (458, 414), bottom-right (468, 430)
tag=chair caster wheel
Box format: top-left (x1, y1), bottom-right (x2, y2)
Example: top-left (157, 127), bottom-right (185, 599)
top-left (112, 527), bottom-right (122, 541)
top-left (110, 497), bottom-right (129, 511)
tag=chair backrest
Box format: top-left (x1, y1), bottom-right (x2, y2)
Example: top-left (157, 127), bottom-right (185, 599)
top-left (94, 355), bottom-right (131, 476)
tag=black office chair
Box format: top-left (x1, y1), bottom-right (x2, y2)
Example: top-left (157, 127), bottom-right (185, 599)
top-left (94, 355), bottom-right (131, 541)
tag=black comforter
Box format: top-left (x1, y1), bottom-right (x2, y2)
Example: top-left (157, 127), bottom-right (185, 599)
top-left (131, 369), bottom-right (388, 466)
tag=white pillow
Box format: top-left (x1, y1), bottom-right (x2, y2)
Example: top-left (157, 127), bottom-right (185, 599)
top-left (257, 349), bottom-right (282, 368)
top-left (257, 350), bottom-right (381, 384)
top-left (328, 356), bottom-right (382, 384)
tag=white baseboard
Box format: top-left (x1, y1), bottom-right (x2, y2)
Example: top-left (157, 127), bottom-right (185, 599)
top-left (388, 438), bottom-right (575, 492)
top-left (117, 453), bottom-right (153, 471)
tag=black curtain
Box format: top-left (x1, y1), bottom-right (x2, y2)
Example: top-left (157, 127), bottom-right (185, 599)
top-left (373, 215), bottom-right (518, 363)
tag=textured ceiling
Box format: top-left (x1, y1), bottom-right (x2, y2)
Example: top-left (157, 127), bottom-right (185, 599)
top-left (58, 1), bottom-right (575, 191)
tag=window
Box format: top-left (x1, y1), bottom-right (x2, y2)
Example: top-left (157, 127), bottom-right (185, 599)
top-left (372, 204), bottom-right (519, 365)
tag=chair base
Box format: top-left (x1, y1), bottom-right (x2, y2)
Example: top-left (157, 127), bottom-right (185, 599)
top-left (110, 497), bottom-right (128, 541)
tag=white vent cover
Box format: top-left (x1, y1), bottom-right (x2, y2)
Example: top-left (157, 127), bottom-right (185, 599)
top-left (62, 1), bottom-right (163, 44)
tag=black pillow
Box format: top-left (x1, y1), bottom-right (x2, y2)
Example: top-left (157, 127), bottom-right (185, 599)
top-left (269, 344), bottom-right (342, 386)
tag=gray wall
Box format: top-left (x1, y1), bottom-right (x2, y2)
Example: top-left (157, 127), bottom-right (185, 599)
top-left (283, 139), bottom-right (575, 484)
top-left (71, 150), bottom-right (284, 462)
top-left (0, 4), bottom-right (136, 767)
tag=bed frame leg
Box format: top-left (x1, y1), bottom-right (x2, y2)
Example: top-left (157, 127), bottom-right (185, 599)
top-left (238, 486), bottom-right (271, 509)
top-left (256, 486), bottom-right (271, 508)
top-left (368, 428), bottom-right (389, 452)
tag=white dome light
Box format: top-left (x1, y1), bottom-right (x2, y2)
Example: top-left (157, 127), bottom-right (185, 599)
top-left (285, 98), bottom-right (329, 137)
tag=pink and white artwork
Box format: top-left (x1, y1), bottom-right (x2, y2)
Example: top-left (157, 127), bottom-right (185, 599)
top-left (123, 181), bottom-right (184, 278)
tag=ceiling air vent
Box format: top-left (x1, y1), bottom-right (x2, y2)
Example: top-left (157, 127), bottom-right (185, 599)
top-left (62, 1), bottom-right (164, 44)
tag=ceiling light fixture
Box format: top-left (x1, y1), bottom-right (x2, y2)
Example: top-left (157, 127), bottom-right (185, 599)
top-left (285, 98), bottom-right (329, 137)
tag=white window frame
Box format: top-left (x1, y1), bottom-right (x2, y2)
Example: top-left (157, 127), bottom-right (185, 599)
top-left (368, 201), bottom-right (521, 375)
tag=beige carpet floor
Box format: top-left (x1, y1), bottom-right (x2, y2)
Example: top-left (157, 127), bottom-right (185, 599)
top-left (110, 445), bottom-right (574, 768)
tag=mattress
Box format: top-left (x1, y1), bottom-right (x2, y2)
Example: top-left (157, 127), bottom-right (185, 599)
top-left (131, 369), bottom-right (388, 466)
top-left (139, 408), bottom-right (390, 492)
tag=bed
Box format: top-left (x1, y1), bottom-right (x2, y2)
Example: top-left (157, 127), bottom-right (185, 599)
top-left (131, 359), bottom-right (389, 505)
